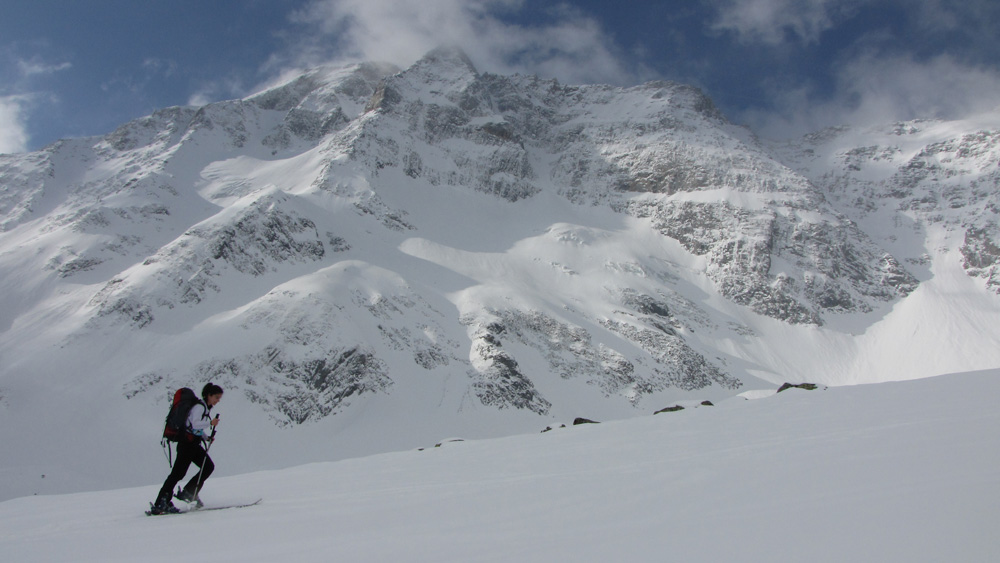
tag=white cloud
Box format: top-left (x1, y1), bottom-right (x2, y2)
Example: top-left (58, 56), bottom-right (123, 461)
top-left (141, 58), bottom-right (177, 78)
top-left (187, 91), bottom-right (214, 108)
top-left (709, 0), bottom-right (1000, 48)
top-left (705, 1), bottom-right (1000, 137)
top-left (187, 75), bottom-right (248, 107)
top-left (742, 53), bottom-right (1000, 138)
top-left (840, 54), bottom-right (1000, 119)
top-left (0, 52), bottom-right (71, 152)
top-left (0, 96), bottom-right (29, 154)
top-left (278, 0), bottom-right (633, 86)
top-left (16, 59), bottom-right (71, 77)
top-left (709, 0), bottom-right (851, 45)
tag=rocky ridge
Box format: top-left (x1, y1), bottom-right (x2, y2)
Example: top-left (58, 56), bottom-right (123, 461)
top-left (772, 119), bottom-right (1000, 294)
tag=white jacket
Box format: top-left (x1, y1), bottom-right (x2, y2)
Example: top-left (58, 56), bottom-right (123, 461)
top-left (187, 402), bottom-right (212, 437)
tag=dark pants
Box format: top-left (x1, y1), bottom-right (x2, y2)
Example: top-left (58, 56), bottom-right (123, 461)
top-left (155, 439), bottom-right (214, 504)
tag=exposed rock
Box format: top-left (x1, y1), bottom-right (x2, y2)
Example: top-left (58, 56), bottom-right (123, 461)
top-left (194, 345), bottom-right (392, 425)
top-left (961, 227), bottom-right (1000, 294)
top-left (468, 320), bottom-right (551, 414)
top-left (776, 383), bottom-right (820, 393)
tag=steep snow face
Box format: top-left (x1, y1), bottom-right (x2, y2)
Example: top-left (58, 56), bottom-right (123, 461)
top-left (349, 51), bottom-right (919, 324)
top-left (0, 50), bottom-right (998, 502)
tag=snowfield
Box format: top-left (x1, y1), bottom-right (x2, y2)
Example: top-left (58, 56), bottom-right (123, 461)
top-left (3, 368), bottom-right (997, 562)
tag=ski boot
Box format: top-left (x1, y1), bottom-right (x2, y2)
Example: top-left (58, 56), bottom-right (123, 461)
top-left (175, 487), bottom-right (204, 508)
top-left (148, 499), bottom-right (181, 515)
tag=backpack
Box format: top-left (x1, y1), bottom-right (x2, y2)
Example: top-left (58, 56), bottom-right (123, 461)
top-left (162, 387), bottom-right (202, 443)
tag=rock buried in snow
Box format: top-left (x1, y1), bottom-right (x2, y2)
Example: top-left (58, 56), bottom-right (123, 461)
top-left (435, 438), bottom-right (465, 447)
top-left (654, 405), bottom-right (685, 414)
top-left (417, 438), bottom-right (465, 451)
top-left (573, 417), bottom-right (600, 425)
top-left (777, 382), bottom-right (820, 393)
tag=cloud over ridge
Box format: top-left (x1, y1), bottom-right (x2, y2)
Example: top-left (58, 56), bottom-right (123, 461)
top-left (278, 0), bottom-right (635, 86)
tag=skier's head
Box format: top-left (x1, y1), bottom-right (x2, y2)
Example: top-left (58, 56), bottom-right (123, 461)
top-left (202, 382), bottom-right (224, 406)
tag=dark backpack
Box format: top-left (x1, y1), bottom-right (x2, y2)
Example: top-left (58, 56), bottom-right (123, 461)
top-left (162, 387), bottom-right (201, 443)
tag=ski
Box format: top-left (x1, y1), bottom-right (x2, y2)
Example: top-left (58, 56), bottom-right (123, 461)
top-left (196, 498), bottom-right (262, 512)
top-left (145, 498), bottom-right (261, 516)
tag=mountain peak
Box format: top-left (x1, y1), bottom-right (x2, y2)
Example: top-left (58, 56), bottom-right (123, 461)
top-left (365, 47), bottom-right (480, 111)
top-left (418, 46), bottom-right (479, 75)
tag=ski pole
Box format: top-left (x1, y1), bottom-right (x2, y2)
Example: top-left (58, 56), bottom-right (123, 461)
top-left (192, 414), bottom-right (219, 496)
top-left (207, 413), bottom-right (219, 447)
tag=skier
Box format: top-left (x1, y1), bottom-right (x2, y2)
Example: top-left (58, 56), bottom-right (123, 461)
top-left (149, 383), bottom-right (223, 515)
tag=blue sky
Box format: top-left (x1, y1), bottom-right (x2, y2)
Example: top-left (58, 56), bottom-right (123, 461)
top-left (2, 0), bottom-right (999, 153)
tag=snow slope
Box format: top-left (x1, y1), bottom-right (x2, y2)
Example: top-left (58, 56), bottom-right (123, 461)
top-left (2, 369), bottom-right (997, 562)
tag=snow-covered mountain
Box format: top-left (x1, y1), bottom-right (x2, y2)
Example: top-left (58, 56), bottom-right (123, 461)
top-left (1, 48), bottom-right (998, 501)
